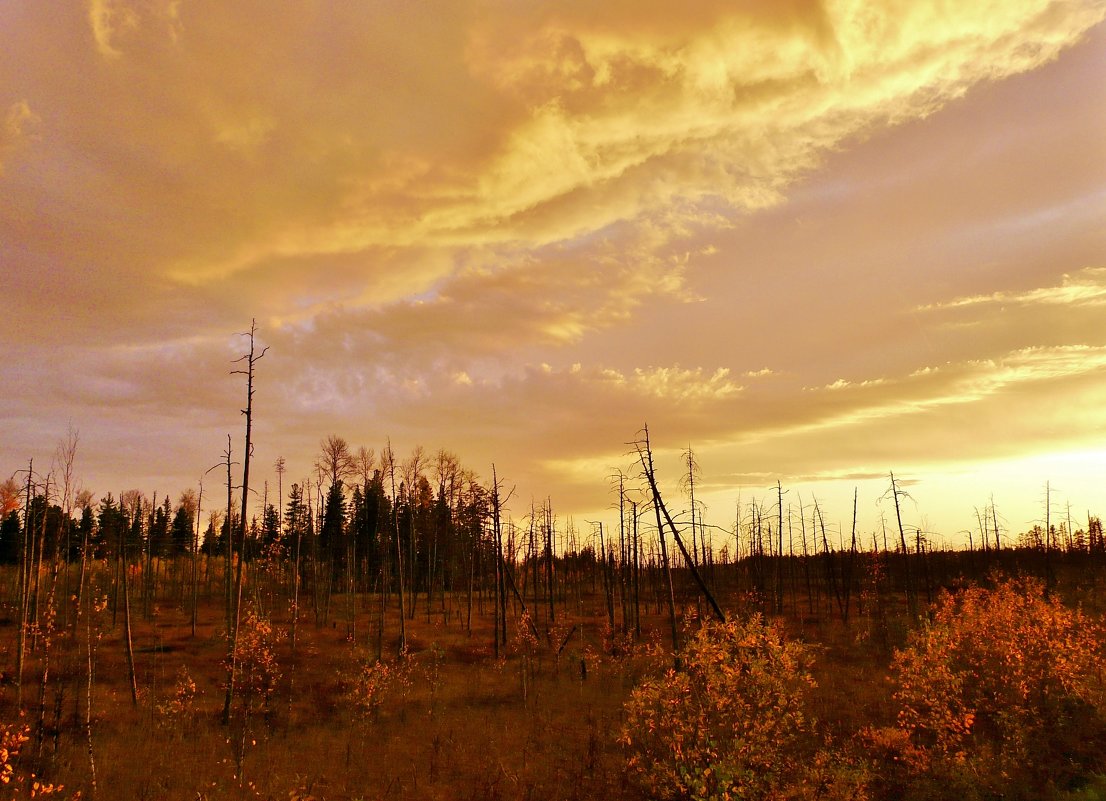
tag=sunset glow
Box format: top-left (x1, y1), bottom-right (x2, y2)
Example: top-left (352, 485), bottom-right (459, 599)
top-left (3, 1), bottom-right (1105, 542)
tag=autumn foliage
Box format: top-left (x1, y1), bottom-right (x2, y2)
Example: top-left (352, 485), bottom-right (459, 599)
top-left (0, 721), bottom-right (65, 798)
top-left (619, 615), bottom-right (859, 801)
top-left (620, 576), bottom-right (1106, 801)
top-left (888, 576), bottom-right (1106, 798)
top-left (232, 608), bottom-right (282, 715)
top-left (348, 652), bottom-right (413, 721)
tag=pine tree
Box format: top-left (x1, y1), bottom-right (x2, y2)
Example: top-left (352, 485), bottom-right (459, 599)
top-left (171, 504), bottom-right (194, 557)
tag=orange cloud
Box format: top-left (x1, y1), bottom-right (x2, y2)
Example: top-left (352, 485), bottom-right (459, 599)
top-left (2, 2), bottom-right (1105, 538)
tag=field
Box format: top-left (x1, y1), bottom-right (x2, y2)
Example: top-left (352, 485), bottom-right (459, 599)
top-left (2, 544), bottom-right (1106, 801)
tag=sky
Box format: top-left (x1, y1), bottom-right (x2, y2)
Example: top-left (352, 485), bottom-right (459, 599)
top-left (2, 0), bottom-right (1106, 549)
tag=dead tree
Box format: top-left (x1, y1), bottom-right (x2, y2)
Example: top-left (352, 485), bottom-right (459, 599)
top-left (885, 472), bottom-right (917, 619)
top-left (383, 440), bottom-right (406, 654)
top-left (16, 459), bottom-right (33, 709)
top-left (224, 319), bottom-right (267, 724)
top-left (635, 427), bottom-right (725, 624)
top-left (544, 499), bottom-right (555, 623)
top-left (55, 425), bottom-right (79, 630)
top-left (119, 514), bottom-right (138, 707)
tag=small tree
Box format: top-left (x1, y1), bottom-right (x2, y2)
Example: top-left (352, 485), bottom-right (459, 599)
top-left (226, 606), bottom-right (281, 785)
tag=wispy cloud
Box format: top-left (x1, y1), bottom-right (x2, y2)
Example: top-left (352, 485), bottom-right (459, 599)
top-left (0, 100), bottom-right (37, 174)
top-left (919, 267), bottom-right (1106, 312)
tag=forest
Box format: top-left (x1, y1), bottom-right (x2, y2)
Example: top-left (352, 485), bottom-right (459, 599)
top-left (2, 333), bottom-right (1105, 800)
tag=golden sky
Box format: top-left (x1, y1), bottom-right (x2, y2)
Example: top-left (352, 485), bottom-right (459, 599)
top-left (2, 0), bottom-right (1105, 544)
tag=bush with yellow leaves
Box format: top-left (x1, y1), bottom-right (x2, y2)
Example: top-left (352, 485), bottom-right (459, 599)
top-left (157, 666), bottom-right (199, 731)
top-left (890, 575), bottom-right (1106, 798)
top-left (0, 720), bottom-right (67, 798)
top-left (620, 614), bottom-right (863, 801)
top-left (348, 652), bottom-right (413, 721)
top-left (232, 607), bottom-right (282, 717)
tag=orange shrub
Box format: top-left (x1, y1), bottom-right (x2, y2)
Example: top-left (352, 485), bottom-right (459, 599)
top-left (348, 653), bottom-right (413, 721)
top-left (619, 614), bottom-right (857, 801)
top-left (233, 607), bottom-right (282, 715)
top-left (0, 721), bottom-right (66, 798)
top-left (0, 722), bottom-right (28, 788)
top-left (157, 666), bottom-right (199, 727)
top-left (891, 576), bottom-right (1106, 796)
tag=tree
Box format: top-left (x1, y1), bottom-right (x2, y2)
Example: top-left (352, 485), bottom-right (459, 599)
top-left (96, 494), bottom-right (123, 559)
top-left (225, 319), bottom-right (267, 724)
top-left (54, 424), bottom-right (79, 628)
top-left (320, 479), bottom-right (347, 571)
top-left (317, 435), bottom-right (354, 489)
top-left (171, 502), bottom-right (194, 558)
top-left (0, 477), bottom-right (20, 518)
top-left (0, 478), bottom-right (23, 564)
top-left (150, 495), bottom-right (171, 557)
top-left (284, 484), bottom-right (307, 544)
top-left (171, 489), bottom-right (197, 557)
top-left (0, 509), bottom-right (19, 564)
top-left (260, 503), bottom-right (280, 549)
top-left (74, 487), bottom-right (95, 615)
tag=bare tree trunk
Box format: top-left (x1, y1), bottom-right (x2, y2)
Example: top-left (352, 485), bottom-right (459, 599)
top-left (890, 472), bottom-right (917, 619)
top-left (799, 499), bottom-right (813, 616)
top-left (632, 501), bottom-right (642, 639)
top-left (144, 490), bottom-right (155, 620)
top-left (465, 534), bottom-right (474, 635)
top-left (492, 467), bottom-right (507, 653)
top-left (385, 440), bottom-right (406, 654)
top-left (776, 482), bottom-right (785, 615)
top-left (192, 478), bottom-right (204, 638)
top-left (120, 528), bottom-right (138, 706)
top-left (842, 488), bottom-right (858, 623)
top-left (224, 320), bottom-right (266, 724)
top-left (84, 585), bottom-right (98, 799)
top-left (544, 500), bottom-right (555, 623)
top-left (16, 460), bottom-right (34, 709)
top-left (224, 439), bottom-right (234, 641)
top-left (599, 523), bottom-right (614, 629)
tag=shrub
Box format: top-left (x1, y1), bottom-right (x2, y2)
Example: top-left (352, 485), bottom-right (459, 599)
top-left (348, 653), bottom-right (413, 721)
top-left (620, 614), bottom-right (859, 801)
top-left (233, 607), bottom-right (282, 715)
top-left (157, 666), bottom-right (199, 729)
top-left (891, 576), bottom-right (1106, 797)
top-left (0, 720), bottom-right (65, 798)
top-left (0, 722), bottom-right (28, 788)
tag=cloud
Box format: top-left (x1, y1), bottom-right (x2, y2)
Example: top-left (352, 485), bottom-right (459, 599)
top-left (0, 100), bottom-right (38, 174)
top-left (3, 1), bottom-right (1106, 533)
top-left (5, 0), bottom-right (1101, 347)
top-left (919, 266), bottom-right (1106, 311)
top-left (88, 0), bottom-right (136, 58)
top-left (596, 366), bottom-right (742, 402)
top-left (87, 0), bottom-right (184, 58)
top-left (543, 343), bottom-right (1106, 507)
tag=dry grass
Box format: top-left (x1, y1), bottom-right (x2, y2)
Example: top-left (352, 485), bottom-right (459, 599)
top-left (2, 559), bottom-right (1105, 800)
top-left (1, 583), bottom-right (657, 801)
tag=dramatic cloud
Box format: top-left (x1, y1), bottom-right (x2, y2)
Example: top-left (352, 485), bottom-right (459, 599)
top-left (2, 1), bottom-right (1105, 538)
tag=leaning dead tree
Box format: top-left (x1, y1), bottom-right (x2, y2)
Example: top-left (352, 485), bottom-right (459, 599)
top-left (634, 426), bottom-right (726, 625)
